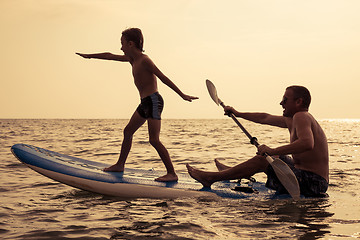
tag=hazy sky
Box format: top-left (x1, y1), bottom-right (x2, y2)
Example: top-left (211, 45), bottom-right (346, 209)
top-left (1, 0), bottom-right (360, 119)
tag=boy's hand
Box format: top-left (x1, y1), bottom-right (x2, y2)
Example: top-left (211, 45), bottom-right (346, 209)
top-left (76, 53), bottom-right (90, 59)
top-left (182, 94), bottom-right (199, 102)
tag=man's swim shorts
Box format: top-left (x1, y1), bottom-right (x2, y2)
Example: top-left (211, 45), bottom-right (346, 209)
top-left (265, 155), bottom-right (328, 197)
top-left (136, 92), bottom-right (164, 120)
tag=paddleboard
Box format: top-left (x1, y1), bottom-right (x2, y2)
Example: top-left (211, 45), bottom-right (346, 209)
top-left (11, 144), bottom-right (272, 199)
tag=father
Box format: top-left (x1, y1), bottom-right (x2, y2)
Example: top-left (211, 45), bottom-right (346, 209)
top-left (187, 86), bottom-right (329, 197)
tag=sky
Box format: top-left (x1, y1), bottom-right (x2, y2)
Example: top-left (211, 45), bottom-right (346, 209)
top-left (1, 0), bottom-right (360, 119)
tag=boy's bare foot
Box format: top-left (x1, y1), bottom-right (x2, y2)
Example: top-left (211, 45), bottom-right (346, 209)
top-left (186, 164), bottom-right (213, 188)
top-left (215, 159), bottom-right (231, 171)
top-left (103, 164), bottom-right (124, 172)
top-left (155, 173), bottom-right (178, 182)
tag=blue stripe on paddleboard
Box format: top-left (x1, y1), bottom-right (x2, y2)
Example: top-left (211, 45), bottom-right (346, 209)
top-left (11, 144), bottom-right (270, 199)
top-left (12, 144), bottom-right (173, 186)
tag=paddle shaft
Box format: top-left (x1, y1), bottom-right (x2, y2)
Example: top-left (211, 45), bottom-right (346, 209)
top-left (219, 101), bottom-right (259, 147)
top-left (219, 100), bottom-right (275, 164)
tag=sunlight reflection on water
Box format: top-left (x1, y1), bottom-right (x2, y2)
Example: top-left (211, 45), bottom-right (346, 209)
top-left (1, 119), bottom-right (359, 239)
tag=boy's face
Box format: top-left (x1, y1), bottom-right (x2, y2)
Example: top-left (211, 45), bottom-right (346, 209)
top-left (120, 36), bottom-right (130, 55)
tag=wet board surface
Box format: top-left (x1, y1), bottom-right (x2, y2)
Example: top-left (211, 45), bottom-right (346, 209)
top-left (11, 144), bottom-right (272, 199)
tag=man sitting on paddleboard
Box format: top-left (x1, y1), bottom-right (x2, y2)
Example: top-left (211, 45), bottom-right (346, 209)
top-left (187, 86), bottom-right (329, 197)
top-left (76, 28), bottom-right (198, 182)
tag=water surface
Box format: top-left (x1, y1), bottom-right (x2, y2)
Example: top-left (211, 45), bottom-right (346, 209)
top-left (1, 119), bottom-right (359, 239)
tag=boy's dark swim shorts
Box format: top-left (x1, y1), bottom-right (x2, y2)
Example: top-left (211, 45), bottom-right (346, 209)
top-left (265, 155), bottom-right (328, 197)
top-left (136, 92), bottom-right (164, 120)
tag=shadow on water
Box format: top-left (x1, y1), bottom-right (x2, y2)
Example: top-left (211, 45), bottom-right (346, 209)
top-left (260, 198), bottom-right (334, 239)
top-left (103, 194), bottom-right (335, 240)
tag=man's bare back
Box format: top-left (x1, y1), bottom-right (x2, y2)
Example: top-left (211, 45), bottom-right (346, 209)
top-left (288, 112), bottom-right (329, 181)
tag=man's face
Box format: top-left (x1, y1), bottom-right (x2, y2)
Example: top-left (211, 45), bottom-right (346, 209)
top-left (280, 89), bottom-right (298, 117)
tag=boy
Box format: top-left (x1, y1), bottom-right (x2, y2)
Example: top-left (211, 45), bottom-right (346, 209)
top-left (77, 28), bottom-right (198, 182)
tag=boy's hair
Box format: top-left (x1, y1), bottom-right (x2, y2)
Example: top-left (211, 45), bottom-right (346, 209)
top-left (287, 85), bottom-right (311, 109)
top-left (122, 28), bottom-right (144, 52)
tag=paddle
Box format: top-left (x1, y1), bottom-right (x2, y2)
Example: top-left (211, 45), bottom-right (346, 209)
top-left (206, 79), bottom-right (300, 200)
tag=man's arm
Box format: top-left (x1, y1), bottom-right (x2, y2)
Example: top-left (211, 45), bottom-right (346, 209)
top-left (144, 58), bottom-right (198, 102)
top-left (76, 52), bottom-right (129, 62)
top-left (257, 112), bottom-right (314, 156)
top-left (224, 106), bottom-right (287, 128)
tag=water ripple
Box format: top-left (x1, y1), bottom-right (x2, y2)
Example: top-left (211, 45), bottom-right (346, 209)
top-left (1, 119), bottom-right (360, 239)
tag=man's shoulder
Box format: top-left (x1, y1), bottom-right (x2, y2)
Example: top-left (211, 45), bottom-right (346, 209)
top-left (293, 111), bottom-right (319, 126)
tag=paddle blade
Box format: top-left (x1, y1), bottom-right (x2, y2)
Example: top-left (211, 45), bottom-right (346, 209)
top-left (269, 157), bottom-right (301, 200)
top-left (206, 79), bottom-right (220, 105)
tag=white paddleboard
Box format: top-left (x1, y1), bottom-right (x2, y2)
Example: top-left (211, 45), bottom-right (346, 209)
top-left (11, 144), bottom-right (270, 199)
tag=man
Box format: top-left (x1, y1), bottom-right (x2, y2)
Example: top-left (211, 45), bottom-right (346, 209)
top-left (187, 86), bottom-right (329, 197)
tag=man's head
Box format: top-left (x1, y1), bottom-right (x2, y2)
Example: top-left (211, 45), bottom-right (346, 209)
top-left (121, 28), bottom-right (144, 53)
top-left (281, 86), bottom-right (311, 117)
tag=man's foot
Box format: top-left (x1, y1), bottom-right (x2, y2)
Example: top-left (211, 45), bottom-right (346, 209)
top-left (215, 159), bottom-right (255, 182)
top-left (103, 164), bottom-right (124, 172)
top-left (215, 158), bottom-right (231, 171)
top-left (186, 164), bottom-right (213, 188)
top-left (155, 173), bottom-right (178, 182)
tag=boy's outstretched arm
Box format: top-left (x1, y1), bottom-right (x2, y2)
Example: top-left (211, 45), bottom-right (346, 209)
top-left (145, 58), bottom-right (198, 102)
top-left (157, 70), bottom-right (198, 102)
top-left (76, 52), bottom-right (129, 62)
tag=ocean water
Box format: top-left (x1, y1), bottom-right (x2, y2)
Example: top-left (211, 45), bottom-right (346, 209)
top-left (0, 119), bottom-right (359, 239)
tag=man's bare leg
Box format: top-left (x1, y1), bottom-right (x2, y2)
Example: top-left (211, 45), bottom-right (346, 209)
top-left (187, 155), bottom-right (269, 188)
top-left (104, 112), bottom-right (146, 172)
top-left (148, 119), bottom-right (178, 182)
top-left (215, 159), bottom-right (254, 181)
top-left (215, 159), bottom-right (231, 171)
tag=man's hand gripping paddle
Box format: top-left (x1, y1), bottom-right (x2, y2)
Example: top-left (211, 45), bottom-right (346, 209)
top-left (206, 79), bottom-right (300, 200)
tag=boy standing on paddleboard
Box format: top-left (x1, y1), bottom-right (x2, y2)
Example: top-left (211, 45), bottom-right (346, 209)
top-left (77, 28), bottom-right (198, 182)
